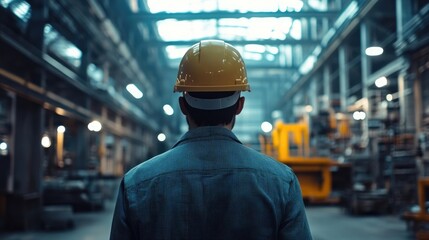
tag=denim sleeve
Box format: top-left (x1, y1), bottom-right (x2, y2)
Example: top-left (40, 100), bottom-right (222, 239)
top-left (110, 179), bottom-right (134, 240)
top-left (279, 174), bottom-right (313, 240)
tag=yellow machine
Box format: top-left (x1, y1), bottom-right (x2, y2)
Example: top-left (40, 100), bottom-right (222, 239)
top-left (260, 121), bottom-right (337, 201)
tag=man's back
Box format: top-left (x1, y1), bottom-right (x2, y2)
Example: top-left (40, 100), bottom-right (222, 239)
top-left (110, 127), bottom-right (312, 239)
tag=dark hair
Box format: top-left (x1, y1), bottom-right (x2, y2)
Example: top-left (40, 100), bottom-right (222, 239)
top-left (184, 91), bottom-right (239, 126)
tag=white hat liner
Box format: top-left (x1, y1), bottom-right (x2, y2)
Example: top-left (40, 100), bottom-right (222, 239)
top-left (184, 91), bottom-right (240, 110)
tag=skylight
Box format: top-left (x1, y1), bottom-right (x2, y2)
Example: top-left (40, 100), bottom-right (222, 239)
top-left (10, 0), bottom-right (30, 21)
top-left (0, 0), bottom-right (13, 8)
top-left (146, 0), bottom-right (304, 13)
top-left (157, 17), bottom-right (302, 64)
top-left (145, 0), bottom-right (313, 63)
top-left (156, 17), bottom-right (296, 42)
top-left (1, 0), bottom-right (32, 23)
top-left (44, 24), bottom-right (82, 68)
top-left (157, 19), bottom-right (217, 41)
top-left (87, 63), bottom-right (104, 83)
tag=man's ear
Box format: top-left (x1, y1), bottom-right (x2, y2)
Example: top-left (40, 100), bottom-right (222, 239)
top-left (235, 97), bottom-right (245, 115)
top-left (179, 96), bottom-right (189, 115)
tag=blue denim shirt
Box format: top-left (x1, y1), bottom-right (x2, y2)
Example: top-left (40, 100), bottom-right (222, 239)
top-left (110, 126), bottom-right (312, 240)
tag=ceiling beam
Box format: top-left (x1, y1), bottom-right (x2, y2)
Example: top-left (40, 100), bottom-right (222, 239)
top-left (129, 11), bottom-right (340, 21)
top-left (167, 65), bottom-right (298, 71)
top-left (247, 67), bottom-right (298, 78)
top-left (142, 39), bottom-right (318, 46)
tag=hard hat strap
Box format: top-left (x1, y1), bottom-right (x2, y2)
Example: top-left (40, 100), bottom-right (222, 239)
top-left (184, 91), bottom-right (240, 110)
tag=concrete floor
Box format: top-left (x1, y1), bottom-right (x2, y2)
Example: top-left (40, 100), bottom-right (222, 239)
top-left (306, 206), bottom-right (413, 240)
top-left (0, 201), bottom-right (115, 240)
top-left (0, 202), bottom-right (415, 239)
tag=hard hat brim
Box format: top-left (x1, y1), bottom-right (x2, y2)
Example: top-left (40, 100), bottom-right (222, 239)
top-left (174, 84), bottom-right (250, 92)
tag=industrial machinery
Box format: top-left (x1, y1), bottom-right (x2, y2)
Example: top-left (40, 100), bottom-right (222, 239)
top-left (402, 177), bottom-right (429, 239)
top-left (260, 120), bottom-right (343, 202)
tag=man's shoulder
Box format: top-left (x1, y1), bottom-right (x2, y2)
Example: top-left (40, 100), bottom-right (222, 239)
top-left (235, 145), bottom-right (296, 180)
top-left (123, 150), bottom-right (174, 188)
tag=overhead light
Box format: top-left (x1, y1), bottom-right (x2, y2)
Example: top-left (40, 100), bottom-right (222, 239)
top-left (305, 105), bottom-right (313, 113)
top-left (352, 111), bottom-right (366, 120)
top-left (271, 110), bottom-right (282, 119)
top-left (163, 104), bottom-right (174, 116)
top-left (0, 141), bottom-right (7, 150)
top-left (352, 111), bottom-right (359, 120)
top-left (386, 94), bottom-right (393, 102)
top-left (55, 107), bottom-right (66, 116)
top-left (261, 121), bottom-right (273, 133)
top-left (41, 135), bottom-right (51, 148)
top-left (65, 46), bottom-right (82, 59)
top-left (157, 133), bottom-right (166, 142)
top-left (375, 76), bottom-right (388, 88)
top-left (57, 125), bottom-right (66, 133)
top-left (88, 120), bottom-right (102, 132)
top-left (0, 141), bottom-right (8, 156)
top-left (365, 46), bottom-right (384, 56)
top-left (126, 84), bottom-right (143, 99)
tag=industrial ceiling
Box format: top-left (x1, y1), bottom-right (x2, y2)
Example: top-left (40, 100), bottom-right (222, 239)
top-left (0, 0), bottom-right (402, 146)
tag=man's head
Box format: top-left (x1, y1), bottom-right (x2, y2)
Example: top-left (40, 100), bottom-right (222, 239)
top-left (174, 40), bottom-right (250, 129)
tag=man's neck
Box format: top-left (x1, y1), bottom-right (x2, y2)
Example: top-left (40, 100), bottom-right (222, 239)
top-left (186, 117), bottom-right (233, 130)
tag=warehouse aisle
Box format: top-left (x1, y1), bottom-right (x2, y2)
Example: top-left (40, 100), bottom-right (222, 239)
top-left (307, 206), bottom-right (413, 240)
top-left (0, 200), bottom-right (115, 240)
top-left (0, 203), bottom-right (414, 239)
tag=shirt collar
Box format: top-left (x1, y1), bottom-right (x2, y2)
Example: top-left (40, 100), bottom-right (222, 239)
top-left (172, 126), bottom-right (242, 148)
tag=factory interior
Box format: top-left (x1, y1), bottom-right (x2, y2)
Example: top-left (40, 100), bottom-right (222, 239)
top-left (0, 0), bottom-right (429, 239)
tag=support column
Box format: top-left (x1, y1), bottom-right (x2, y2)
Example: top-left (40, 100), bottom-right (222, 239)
top-left (310, 79), bottom-right (318, 114)
top-left (79, 41), bottom-right (90, 82)
top-left (398, 71), bottom-right (406, 128)
top-left (8, 97), bottom-right (44, 230)
top-left (13, 99), bottom-right (44, 193)
top-left (414, 66), bottom-right (423, 133)
top-left (99, 107), bottom-right (107, 174)
top-left (114, 115), bottom-right (124, 176)
top-left (398, 70), bottom-right (415, 130)
top-left (113, 136), bottom-right (123, 176)
top-left (25, 0), bottom-right (48, 55)
top-left (360, 21), bottom-right (371, 141)
top-left (339, 45), bottom-right (349, 113)
top-left (292, 94), bottom-right (301, 122)
top-left (322, 65), bottom-right (331, 110)
top-left (396, 0), bottom-right (413, 44)
top-left (75, 124), bottom-right (90, 169)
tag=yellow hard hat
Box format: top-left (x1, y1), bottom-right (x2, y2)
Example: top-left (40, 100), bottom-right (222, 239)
top-left (174, 40), bottom-right (250, 92)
